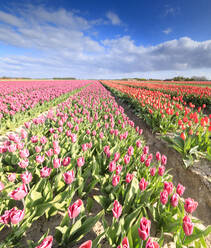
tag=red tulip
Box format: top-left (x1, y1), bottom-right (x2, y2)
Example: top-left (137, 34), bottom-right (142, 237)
top-left (62, 157), bottom-right (71, 166)
top-left (112, 175), bottom-right (120, 187)
top-left (163, 181), bottom-right (173, 195)
top-left (126, 173), bottom-right (133, 183)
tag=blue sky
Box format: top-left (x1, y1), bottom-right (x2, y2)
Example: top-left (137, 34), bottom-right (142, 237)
top-left (0, 0), bottom-right (211, 79)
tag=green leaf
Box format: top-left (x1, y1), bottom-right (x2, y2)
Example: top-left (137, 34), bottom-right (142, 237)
top-left (68, 210), bottom-right (104, 245)
top-left (93, 195), bottom-right (110, 209)
top-left (86, 197), bottom-right (94, 213)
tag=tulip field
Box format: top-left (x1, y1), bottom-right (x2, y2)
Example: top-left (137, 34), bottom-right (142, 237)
top-left (0, 80), bottom-right (211, 248)
top-left (102, 80), bottom-right (211, 168)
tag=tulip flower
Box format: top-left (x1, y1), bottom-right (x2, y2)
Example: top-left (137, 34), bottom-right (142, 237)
top-left (8, 173), bottom-right (16, 182)
top-left (112, 175), bottom-right (120, 187)
top-left (112, 200), bottom-right (122, 219)
top-left (18, 159), bottom-right (29, 169)
top-left (9, 184), bottom-right (28, 200)
top-left (126, 173), bottom-right (133, 183)
top-left (161, 155), bottom-right (167, 165)
top-left (10, 208), bottom-right (24, 225)
top-left (158, 166), bottom-right (165, 176)
top-left (163, 181), bottom-right (173, 195)
top-left (160, 190), bottom-right (168, 205)
top-left (184, 198), bottom-right (198, 214)
top-left (79, 240), bottom-right (92, 248)
top-left (21, 171), bottom-right (32, 185)
top-left (0, 181), bottom-right (4, 192)
top-left (138, 217), bottom-right (151, 240)
top-left (150, 167), bottom-right (156, 176)
top-left (176, 183), bottom-right (185, 196)
top-left (62, 157), bottom-right (71, 166)
top-left (0, 210), bottom-right (11, 224)
top-left (40, 167), bottom-right (52, 178)
top-left (77, 157), bottom-right (85, 167)
top-left (63, 170), bottom-right (75, 184)
top-left (170, 193), bottom-right (179, 207)
top-left (68, 199), bottom-right (83, 219)
top-left (36, 235), bottom-right (53, 248)
top-left (156, 152), bottom-right (161, 161)
top-left (118, 237), bottom-right (129, 248)
top-left (183, 216), bottom-right (194, 236)
top-left (145, 238), bottom-right (159, 248)
top-left (139, 178), bottom-right (148, 191)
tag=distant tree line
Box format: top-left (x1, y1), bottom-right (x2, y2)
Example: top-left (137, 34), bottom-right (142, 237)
top-left (53, 77), bottom-right (76, 80)
top-left (164, 76), bottom-right (209, 81)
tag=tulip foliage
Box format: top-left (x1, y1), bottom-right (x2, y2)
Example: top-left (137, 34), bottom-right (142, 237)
top-left (0, 81), bottom-right (210, 247)
top-left (102, 81), bottom-right (211, 167)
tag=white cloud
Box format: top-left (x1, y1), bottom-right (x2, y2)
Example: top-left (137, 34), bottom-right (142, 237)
top-left (0, 6), bottom-right (211, 79)
top-left (163, 28), bottom-right (172, 34)
top-left (106, 11), bottom-right (121, 25)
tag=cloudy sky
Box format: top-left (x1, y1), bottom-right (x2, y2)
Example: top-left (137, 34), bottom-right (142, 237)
top-left (0, 0), bottom-right (211, 79)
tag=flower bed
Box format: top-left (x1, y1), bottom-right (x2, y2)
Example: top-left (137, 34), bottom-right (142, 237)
top-left (0, 81), bottom-right (210, 247)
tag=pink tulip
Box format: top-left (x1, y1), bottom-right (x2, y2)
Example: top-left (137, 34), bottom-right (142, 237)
top-left (124, 154), bottom-right (130, 165)
top-left (62, 157), bottom-right (71, 166)
top-left (183, 216), bottom-right (194, 236)
top-left (114, 152), bottom-right (120, 162)
top-left (139, 178), bottom-right (148, 191)
top-left (36, 235), bottom-right (53, 248)
top-left (184, 198), bottom-right (198, 214)
top-left (138, 217), bottom-right (151, 240)
top-left (10, 208), bottom-right (24, 224)
top-left (150, 167), bottom-right (156, 176)
top-left (68, 199), bottom-right (83, 219)
top-left (118, 237), bottom-right (130, 248)
top-left (40, 167), bottom-right (52, 178)
top-left (18, 159), bottom-right (29, 169)
top-left (163, 181), bottom-right (173, 195)
top-left (46, 149), bottom-right (54, 157)
top-left (116, 165), bottom-right (123, 175)
top-left (63, 170), bottom-right (75, 184)
top-left (136, 140), bottom-right (141, 148)
top-left (0, 181), bottom-right (4, 192)
top-left (36, 155), bottom-right (45, 164)
top-left (53, 158), bottom-right (61, 168)
top-left (31, 136), bottom-right (38, 143)
top-left (161, 155), bottom-right (167, 165)
top-left (126, 173), bottom-right (133, 183)
top-left (0, 210), bottom-right (11, 224)
top-left (21, 171), bottom-right (32, 184)
top-left (40, 136), bottom-right (47, 145)
top-left (8, 173), bottom-right (16, 182)
top-left (112, 175), bottom-right (120, 187)
top-left (35, 146), bottom-right (42, 153)
top-left (77, 157), bottom-right (85, 167)
top-left (160, 190), bottom-right (168, 205)
top-left (8, 144), bottom-right (17, 153)
top-left (19, 149), bottom-right (29, 158)
top-left (170, 193), bottom-right (179, 207)
top-left (140, 154), bottom-right (146, 163)
top-left (176, 183), bottom-right (185, 197)
top-left (9, 184), bottom-right (28, 200)
top-left (128, 146), bottom-right (134, 156)
top-left (156, 152), bottom-right (161, 161)
top-left (79, 240), bottom-right (92, 248)
top-left (112, 200), bottom-right (122, 219)
top-left (145, 159), bottom-right (151, 167)
top-left (143, 146), bottom-right (149, 154)
top-left (158, 166), bottom-right (165, 176)
top-left (145, 238), bottom-right (159, 248)
top-left (109, 161), bottom-right (116, 172)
